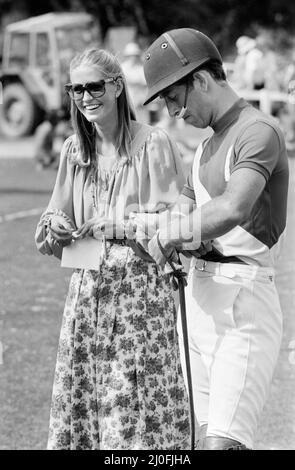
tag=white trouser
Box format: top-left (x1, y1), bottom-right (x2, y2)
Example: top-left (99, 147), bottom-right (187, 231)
top-left (177, 259), bottom-right (283, 449)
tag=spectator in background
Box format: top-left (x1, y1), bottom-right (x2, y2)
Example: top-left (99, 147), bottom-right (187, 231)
top-left (283, 50), bottom-right (295, 92)
top-left (34, 112), bottom-right (58, 170)
top-left (255, 34), bottom-right (280, 91)
top-left (233, 35), bottom-right (265, 90)
top-left (121, 42), bottom-right (148, 122)
top-left (34, 111), bottom-right (72, 170)
top-left (279, 51), bottom-right (295, 151)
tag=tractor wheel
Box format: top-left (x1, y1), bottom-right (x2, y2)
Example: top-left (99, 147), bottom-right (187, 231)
top-left (0, 83), bottom-right (39, 138)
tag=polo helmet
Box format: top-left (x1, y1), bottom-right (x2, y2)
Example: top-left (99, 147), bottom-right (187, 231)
top-left (143, 28), bottom-right (222, 105)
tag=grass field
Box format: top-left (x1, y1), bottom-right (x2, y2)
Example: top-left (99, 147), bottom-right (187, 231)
top-left (0, 148), bottom-right (294, 450)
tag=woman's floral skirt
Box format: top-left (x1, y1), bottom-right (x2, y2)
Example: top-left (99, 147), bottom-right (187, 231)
top-left (48, 245), bottom-right (190, 450)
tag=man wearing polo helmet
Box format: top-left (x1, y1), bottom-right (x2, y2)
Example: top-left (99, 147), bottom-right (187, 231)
top-left (144, 29), bottom-right (289, 450)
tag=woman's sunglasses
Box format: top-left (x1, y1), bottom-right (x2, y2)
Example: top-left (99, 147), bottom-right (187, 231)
top-left (65, 78), bottom-right (117, 101)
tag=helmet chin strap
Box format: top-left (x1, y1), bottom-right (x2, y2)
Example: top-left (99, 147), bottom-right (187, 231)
top-left (175, 81), bottom-right (189, 119)
top-left (175, 106), bottom-right (186, 120)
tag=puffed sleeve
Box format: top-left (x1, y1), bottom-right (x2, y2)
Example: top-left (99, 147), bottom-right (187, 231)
top-left (138, 127), bottom-right (185, 212)
top-left (126, 128), bottom-right (185, 261)
top-left (35, 136), bottom-right (76, 259)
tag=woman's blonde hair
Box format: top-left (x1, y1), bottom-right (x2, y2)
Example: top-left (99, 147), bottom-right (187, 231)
top-left (69, 48), bottom-right (136, 167)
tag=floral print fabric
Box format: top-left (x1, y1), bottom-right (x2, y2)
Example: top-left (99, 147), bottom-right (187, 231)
top-left (48, 244), bottom-right (190, 450)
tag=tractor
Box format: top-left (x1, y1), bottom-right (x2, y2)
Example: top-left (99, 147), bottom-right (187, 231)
top-left (0, 12), bottom-right (101, 138)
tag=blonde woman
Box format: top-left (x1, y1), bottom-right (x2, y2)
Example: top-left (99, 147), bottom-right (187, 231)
top-left (35, 49), bottom-right (190, 450)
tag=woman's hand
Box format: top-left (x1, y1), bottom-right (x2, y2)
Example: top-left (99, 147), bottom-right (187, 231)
top-left (49, 214), bottom-right (75, 246)
top-left (74, 217), bottom-right (125, 240)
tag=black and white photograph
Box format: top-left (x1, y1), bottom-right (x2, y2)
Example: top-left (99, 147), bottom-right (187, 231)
top-left (0, 0), bottom-right (294, 453)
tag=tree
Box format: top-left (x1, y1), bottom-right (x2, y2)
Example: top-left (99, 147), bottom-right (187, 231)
top-left (1, 0), bottom-right (295, 54)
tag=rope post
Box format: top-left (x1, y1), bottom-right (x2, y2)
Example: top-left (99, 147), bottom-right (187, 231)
top-left (177, 274), bottom-right (195, 450)
top-left (156, 234), bottom-right (195, 450)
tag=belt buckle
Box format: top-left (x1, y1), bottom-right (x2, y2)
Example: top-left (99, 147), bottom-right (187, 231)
top-left (197, 260), bottom-right (207, 271)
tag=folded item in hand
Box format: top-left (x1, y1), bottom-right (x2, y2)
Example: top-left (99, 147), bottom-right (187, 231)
top-left (61, 238), bottom-right (103, 270)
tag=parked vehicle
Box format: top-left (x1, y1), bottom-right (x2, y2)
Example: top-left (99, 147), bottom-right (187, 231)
top-left (0, 12), bottom-right (101, 138)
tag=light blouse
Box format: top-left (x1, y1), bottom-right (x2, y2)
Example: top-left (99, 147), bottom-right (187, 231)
top-left (35, 123), bottom-right (185, 259)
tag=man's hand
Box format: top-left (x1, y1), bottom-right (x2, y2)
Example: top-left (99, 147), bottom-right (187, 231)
top-left (129, 212), bottom-right (156, 253)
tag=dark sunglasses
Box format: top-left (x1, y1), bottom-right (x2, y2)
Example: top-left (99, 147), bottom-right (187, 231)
top-left (65, 78), bottom-right (116, 101)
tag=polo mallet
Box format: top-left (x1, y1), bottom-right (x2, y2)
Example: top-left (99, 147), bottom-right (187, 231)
top-left (156, 234), bottom-right (195, 450)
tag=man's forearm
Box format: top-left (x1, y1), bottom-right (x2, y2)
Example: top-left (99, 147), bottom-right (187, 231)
top-left (159, 196), bottom-right (241, 249)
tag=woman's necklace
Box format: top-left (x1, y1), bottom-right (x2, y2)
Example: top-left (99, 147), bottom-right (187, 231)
top-left (90, 153), bottom-right (120, 262)
top-left (91, 153), bottom-right (128, 215)
top-left (90, 152), bottom-right (128, 262)
top-left (96, 153), bottom-right (119, 192)
top-left (94, 137), bottom-right (119, 192)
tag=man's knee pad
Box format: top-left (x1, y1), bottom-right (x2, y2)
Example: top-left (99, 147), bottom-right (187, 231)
top-left (204, 436), bottom-right (250, 450)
